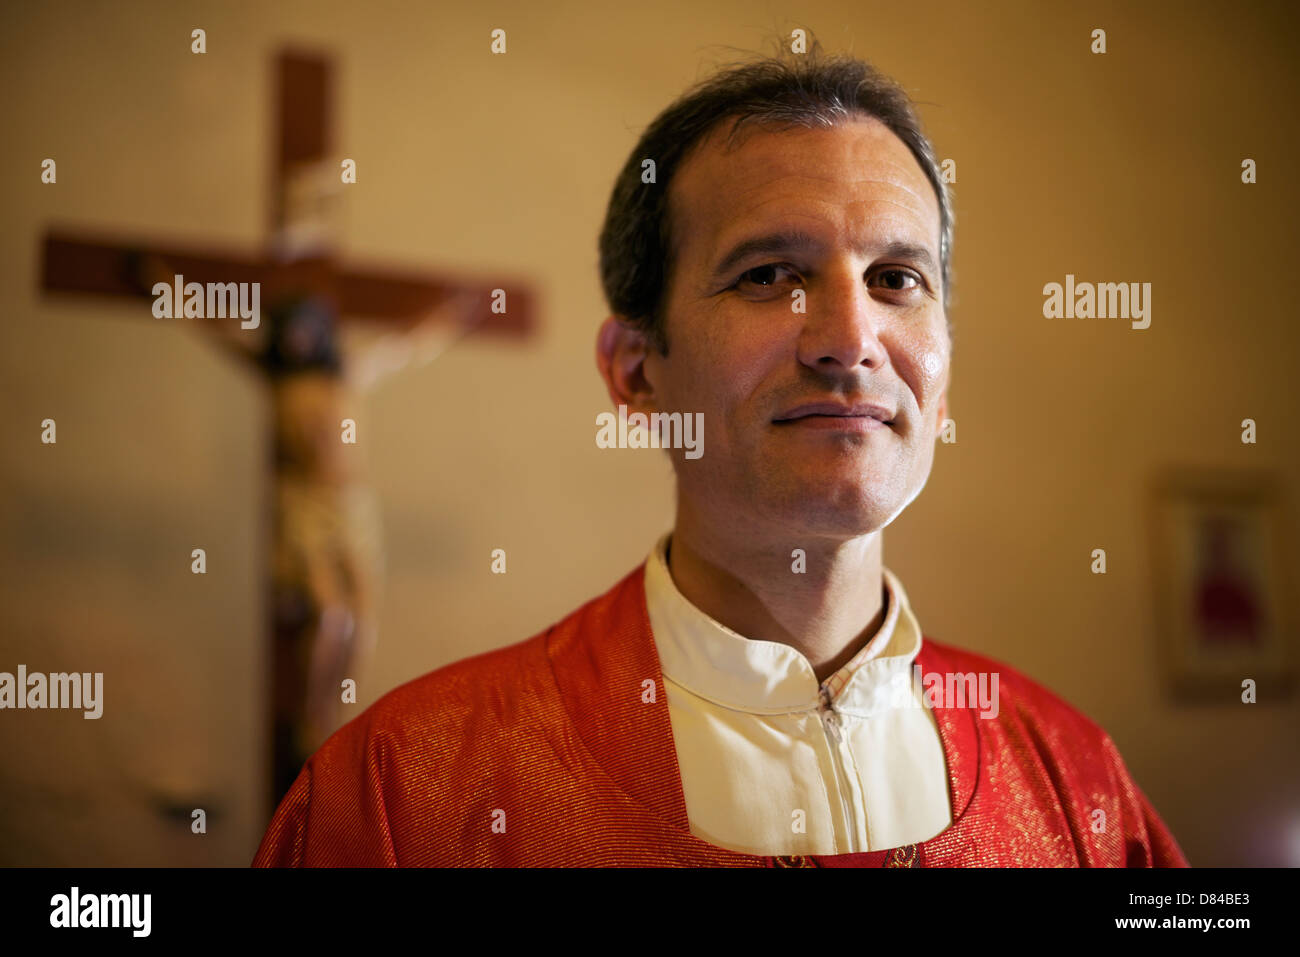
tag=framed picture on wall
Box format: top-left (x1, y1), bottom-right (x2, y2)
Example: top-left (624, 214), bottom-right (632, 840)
top-left (1149, 467), bottom-right (1296, 700)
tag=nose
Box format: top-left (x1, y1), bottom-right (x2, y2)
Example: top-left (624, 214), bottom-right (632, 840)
top-left (795, 264), bottom-right (889, 373)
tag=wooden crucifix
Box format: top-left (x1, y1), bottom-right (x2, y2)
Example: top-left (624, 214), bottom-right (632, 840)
top-left (39, 47), bottom-right (538, 809)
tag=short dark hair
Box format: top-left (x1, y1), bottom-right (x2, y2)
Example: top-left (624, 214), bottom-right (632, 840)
top-left (598, 45), bottom-right (953, 354)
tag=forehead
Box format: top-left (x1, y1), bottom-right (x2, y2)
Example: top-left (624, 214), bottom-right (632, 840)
top-left (667, 116), bottom-right (941, 274)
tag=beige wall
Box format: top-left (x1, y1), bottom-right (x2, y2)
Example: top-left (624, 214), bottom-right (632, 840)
top-left (1, 0), bottom-right (1296, 866)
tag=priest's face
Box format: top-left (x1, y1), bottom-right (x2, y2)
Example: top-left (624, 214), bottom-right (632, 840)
top-left (645, 116), bottom-right (950, 539)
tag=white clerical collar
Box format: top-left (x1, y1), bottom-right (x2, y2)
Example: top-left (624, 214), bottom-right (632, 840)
top-left (643, 533), bottom-right (922, 715)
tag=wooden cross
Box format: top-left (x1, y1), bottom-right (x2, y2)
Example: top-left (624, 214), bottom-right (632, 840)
top-left (39, 47), bottom-right (538, 810)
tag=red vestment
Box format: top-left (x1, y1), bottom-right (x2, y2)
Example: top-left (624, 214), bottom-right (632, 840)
top-left (252, 565), bottom-right (1190, 867)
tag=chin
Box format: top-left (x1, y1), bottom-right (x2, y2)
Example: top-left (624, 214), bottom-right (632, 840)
top-left (736, 457), bottom-right (923, 534)
top-left (762, 484), bottom-right (900, 538)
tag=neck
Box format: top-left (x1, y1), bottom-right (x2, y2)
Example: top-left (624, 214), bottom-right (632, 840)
top-left (667, 498), bottom-right (887, 685)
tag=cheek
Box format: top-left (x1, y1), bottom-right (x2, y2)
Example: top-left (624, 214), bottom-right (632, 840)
top-left (921, 351), bottom-right (942, 380)
top-left (902, 332), bottom-right (949, 409)
top-left (690, 319), bottom-right (783, 409)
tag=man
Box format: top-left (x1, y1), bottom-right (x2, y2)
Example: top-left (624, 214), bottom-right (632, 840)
top-left (253, 49), bottom-right (1188, 867)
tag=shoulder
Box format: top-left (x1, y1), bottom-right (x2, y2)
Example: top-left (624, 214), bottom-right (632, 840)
top-left (253, 617), bottom-right (576, 866)
top-left (919, 636), bottom-right (1115, 750)
top-left (313, 626), bottom-right (554, 773)
top-left (918, 636), bottom-right (1187, 865)
top-left (920, 635), bottom-right (1150, 805)
top-left (308, 564), bottom-right (644, 771)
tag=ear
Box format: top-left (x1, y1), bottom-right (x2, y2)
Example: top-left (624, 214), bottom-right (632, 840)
top-left (595, 315), bottom-right (659, 414)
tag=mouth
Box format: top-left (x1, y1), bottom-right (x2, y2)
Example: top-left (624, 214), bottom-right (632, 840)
top-left (773, 413), bottom-right (891, 432)
top-left (772, 401), bottom-right (895, 428)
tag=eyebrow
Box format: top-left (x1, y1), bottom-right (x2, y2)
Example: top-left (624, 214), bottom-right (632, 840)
top-left (708, 230), bottom-right (939, 284)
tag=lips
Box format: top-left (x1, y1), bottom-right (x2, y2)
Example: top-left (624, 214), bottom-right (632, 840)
top-left (773, 401), bottom-right (895, 424)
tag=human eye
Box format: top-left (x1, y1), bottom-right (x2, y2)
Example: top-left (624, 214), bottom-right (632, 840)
top-left (869, 267), bottom-right (925, 296)
top-left (734, 263), bottom-right (801, 293)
